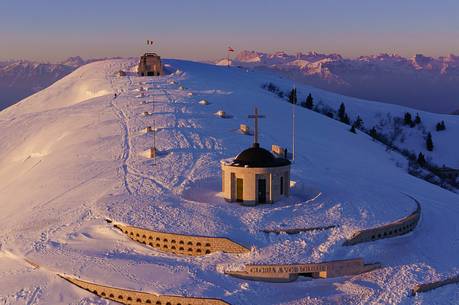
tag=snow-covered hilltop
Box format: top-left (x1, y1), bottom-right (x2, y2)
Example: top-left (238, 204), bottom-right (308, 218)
top-left (0, 59), bottom-right (458, 304)
top-left (0, 56), bottom-right (114, 111)
top-left (0, 60), bottom-right (76, 111)
top-left (217, 51), bottom-right (459, 113)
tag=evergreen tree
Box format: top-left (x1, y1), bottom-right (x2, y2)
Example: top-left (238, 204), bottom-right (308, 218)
top-left (436, 122), bottom-right (442, 131)
top-left (350, 125), bottom-right (356, 134)
top-left (288, 88), bottom-right (297, 104)
top-left (354, 116), bottom-right (363, 129)
top-left (369, 127), bottom-right (378, 139)
top-left (414, 113), bottom-right (421, 125)
top-left (338, 103), bottom-right (346, 120)
top-left (341, 113), bottom-right (350, 125)
top-left (436, 120), bottom-right (446, 131)
top-left (303, 93), bottom-right (314, 109)
top-left (404, 112), bottom-right (412, 125)
top-left (417, 152), bottom-right (426, 167)
top-left (426, 132), bottom-right (434, 151)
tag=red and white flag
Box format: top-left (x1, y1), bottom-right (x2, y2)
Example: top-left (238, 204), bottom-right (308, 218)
top-left (228, 46), bottom-right (235, 52)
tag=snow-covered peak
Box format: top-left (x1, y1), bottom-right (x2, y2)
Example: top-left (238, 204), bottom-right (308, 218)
top-left (235, 50), bottom-right (264, 63)
top-left (0, 57), bottom-right (95, 111)
top-left (60, 56), bottom-right (87, 67)
top-left (410, 54), bottom-right (438, 70)
top-left (215, 58), bottom-right (233, 66)
top-left (2, 60), bottom-right (126, 115)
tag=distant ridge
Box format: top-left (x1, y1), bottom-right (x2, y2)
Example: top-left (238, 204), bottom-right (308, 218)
top-left (0, 56), bottom-right (120, 111)
top-left (218, 50), bottom-right (459, 114)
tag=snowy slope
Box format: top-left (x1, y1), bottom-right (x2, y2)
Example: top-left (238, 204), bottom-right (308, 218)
top-left (0, 61), bottom-right (76, 111)
top-left (0, 59), bottom-right (458, 305)
top-left (273, 80), bottom-right (459, 170)
top-left (0, 57), bottom-right (113, 111)
top-left (219, 54), bottom-right (459, 170)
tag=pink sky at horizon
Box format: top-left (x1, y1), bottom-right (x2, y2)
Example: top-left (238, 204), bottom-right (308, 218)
top-left (1, 0), bottom-right (458, 62)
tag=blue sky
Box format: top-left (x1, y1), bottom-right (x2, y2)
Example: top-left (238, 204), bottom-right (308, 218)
top-left (1, 0), bottom-right (458, 61)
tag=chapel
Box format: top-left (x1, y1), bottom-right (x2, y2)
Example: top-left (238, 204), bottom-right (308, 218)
top-left (138, 53), bottom-right (163, 76)
top-left (221, 108), bottom-right (291, 205)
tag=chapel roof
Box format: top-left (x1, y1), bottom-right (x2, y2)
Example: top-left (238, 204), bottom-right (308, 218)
top-left (231, 143), bottom-right (290, 168)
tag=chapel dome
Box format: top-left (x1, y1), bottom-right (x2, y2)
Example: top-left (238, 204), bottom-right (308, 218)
top-left (233, 143), bottom-right (291, 168)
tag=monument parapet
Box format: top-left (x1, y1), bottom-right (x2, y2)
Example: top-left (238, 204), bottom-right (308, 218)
top-left (224, 258), bottom-right (381, 282)
top-left (110, 221), bottom-right (250, 256)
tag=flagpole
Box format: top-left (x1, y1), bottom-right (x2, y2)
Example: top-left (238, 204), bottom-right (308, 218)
top-left (292, 84), bottom-right (295, 163)
top-left (153, 120), bottom-right (156, 166)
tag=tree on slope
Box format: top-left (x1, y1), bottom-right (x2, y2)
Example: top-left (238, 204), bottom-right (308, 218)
top-left (404, 112), bottom-right (413, 126)
top-left (353, 116), bottom-right (363, 129)
top-left (436, 120), bottom-right (446, 131)
top-left (369, 127), bottom-right (378, 140)
top-left (288, 88), bottom-right (297, 104)
top-left (417, 152), bottom-right (426, 167)
top-left (426, 132), bottom-right (434, 151)
top-left (414, 113), bottom-right (422, 125)
top-left (337, 102), bottom-right (351, 124)
top-left (302, 93), bottom-right (314, 109)
top-left (338, 103), bottom-right (346, 120)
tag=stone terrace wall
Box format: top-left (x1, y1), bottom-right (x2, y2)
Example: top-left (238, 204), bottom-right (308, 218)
top-left (262, 225), bottom-right (337, 234)
top-left (343, 198), bottom-right (421, 246)
top-left (59, 275), bottom-right (230, 305)
top-left (411, 274), bottom-right (459, 296)
top-left (113, 222), bottom-right (249, 256)
top-left (225, 258), bottom-right (380, 282)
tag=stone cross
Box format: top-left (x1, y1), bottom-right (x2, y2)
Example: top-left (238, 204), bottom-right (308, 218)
top-left (248, 107), bottom-right (265, 144)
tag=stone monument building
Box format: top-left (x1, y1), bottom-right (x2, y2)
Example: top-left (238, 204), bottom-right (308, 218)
top-left (221, 108), bottom-right (291, 205)
top-left (138, 53), bottom-right (163, 76)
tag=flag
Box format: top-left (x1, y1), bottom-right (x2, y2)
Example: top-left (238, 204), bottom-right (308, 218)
top-left (228, 46), bottom-right (235, 52)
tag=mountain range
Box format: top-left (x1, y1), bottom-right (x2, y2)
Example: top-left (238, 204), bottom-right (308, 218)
top-left (217, 51), bottom-right (459, 114)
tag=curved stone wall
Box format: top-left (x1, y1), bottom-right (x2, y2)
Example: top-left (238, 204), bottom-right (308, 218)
top-left (343, 198), bottom-right (421, 246)
top-left (411, 274), bottom-right (459, 296)
top-left (262, 225), bottom-right (337, 234)
top-left (225, 258), bottom-right (380, 282)
top-left (59, 275), bottom-right (230, 305)
top-left (112, 222), bottom-right (249, 256)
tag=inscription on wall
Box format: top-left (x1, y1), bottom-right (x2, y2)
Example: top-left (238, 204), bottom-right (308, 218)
top-left (225, 258), bottom-right (380, 282)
